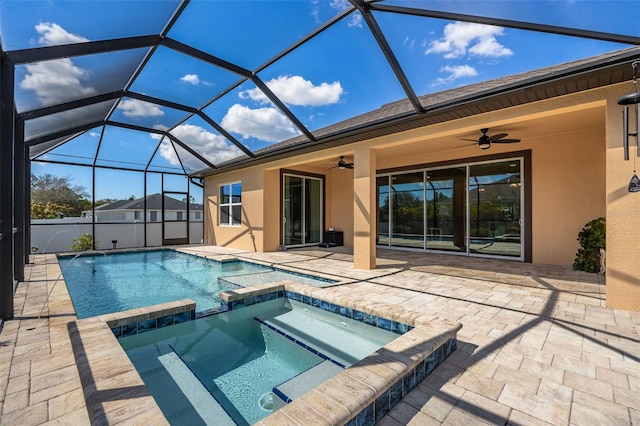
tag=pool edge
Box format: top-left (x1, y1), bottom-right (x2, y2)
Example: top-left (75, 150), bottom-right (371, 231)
top-left (225, 282), bottom-right (461, 426)
top-left (69, 283), bottom-right (461, 426)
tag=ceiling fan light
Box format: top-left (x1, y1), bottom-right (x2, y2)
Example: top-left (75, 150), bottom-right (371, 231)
top-left (479, 141), bottom-right (491, 149)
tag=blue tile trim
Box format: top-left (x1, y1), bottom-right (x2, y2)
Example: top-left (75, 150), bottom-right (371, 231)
top-left (350, 337), bottom-right (457, 426)
top-left (254, 317), bottom-right (346, 369)
top-left (113, 308), bottom-right (196, 338)
top-left (272, 387), bottom-right (292, 404)
top-left (195, 305), bottom-right (228, 318)
top-left (228, 290), bottom-right (412, 336)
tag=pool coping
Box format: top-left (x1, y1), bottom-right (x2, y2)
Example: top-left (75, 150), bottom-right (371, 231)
top-left (223, 282), bottom-right (461, 426)
top-left (177, 249), bottom-right (354, 286)
top-left (67, 299), bottom-right (196, 425)
top-left (67, 280), bottom-right (461, 425)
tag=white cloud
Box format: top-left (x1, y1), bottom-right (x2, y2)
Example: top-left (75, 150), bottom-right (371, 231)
top-left (35, 22), bottom-right (89, 46)
top-left (221, 104), bottom-right (299, 142)
top-left (89, 131), bottom-right (100, 137)
top-left (117, 99), bottom-right (164, 118)
top-left (19, 23), bottom-right (95, 106)
top-left (329, 0), bottom-right (362, 28)
top-left (241, 75), bottom-right (343, 107)
top-left (179, 73), bottom-right (213, 87)
top-left (403, 36), bottom-right (415, 49)
top-left (311, 0), bottom-right (321, 24)
top-left (155, 124), bottom-right (242, 168)
top-left (426, 22), bottom-right (512, 59)
top-left (432, 64), bottom-right (478, 86)
top-left (180, 74), bottom-right (200, 85)
top-left (329, 0), bottom-right (350, 10)
top-left (20, 58), bottom-right (97, 105)
top-left (348, 13), bottom-right (363, 28)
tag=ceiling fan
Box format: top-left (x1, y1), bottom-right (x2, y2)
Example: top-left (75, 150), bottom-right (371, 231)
top-left (461, 128), bottom-right (521, 150)
top-left (333, 156), bottom-right (354, 169)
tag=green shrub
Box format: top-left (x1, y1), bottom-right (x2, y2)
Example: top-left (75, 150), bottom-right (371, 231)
top-left (70, 234), bottom-right (96, 251)
top-left (573, 217), bottom-right (605, 273)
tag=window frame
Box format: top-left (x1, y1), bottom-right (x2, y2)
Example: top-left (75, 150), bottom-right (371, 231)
top-left (219, 182), bottom-right (242, 227)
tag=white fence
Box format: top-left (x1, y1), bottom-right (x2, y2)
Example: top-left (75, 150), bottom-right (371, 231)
top-left (31, 220), bottom-right (203, 253)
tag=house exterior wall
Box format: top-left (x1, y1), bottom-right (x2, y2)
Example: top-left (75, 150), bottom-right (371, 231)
top-left (202, 83), bottom-right (639, 311)
top-left (529, 126), bottom-right (605, 265)
top-left (204, 167), bottom-right (265, 251)
top-left (328, 168), bottom-right (354, 247)
top-left (605, 85), bottom-right (640, 311)
top-left (94, 210), bottom-right (202, 223)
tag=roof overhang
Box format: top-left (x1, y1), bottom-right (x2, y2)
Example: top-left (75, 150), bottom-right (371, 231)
top-left (193, 46), bottom-right (640, 178)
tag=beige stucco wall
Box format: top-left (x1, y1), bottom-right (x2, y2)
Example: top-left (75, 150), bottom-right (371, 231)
top-left (372, 107), bottom-right (606, 266)
top-left (529, 126), bottom-right (606, 265)
top-left (204, 167), bottom-right (265, 252)
top-left (204, 99), bottom-right (606, 266)
top-left (327, 168), bottom-right (354, 247)
top-left (202, 83), bottom-right (640, 311)
top-left (604, 85), bottom-right (640, 311)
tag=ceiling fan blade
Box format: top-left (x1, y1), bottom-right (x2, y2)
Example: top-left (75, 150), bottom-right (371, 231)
top-left (460, 138), bottom-right (478, 142)
top-left (489, 133), bottom-right (509, 140)
top-left (493, 138), bottom-right (521, 143)
top-left (451, 142), bottom-right (478, 150)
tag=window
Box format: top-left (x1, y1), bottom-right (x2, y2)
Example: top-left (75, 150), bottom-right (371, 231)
top-left (177, 211), bottom-right (183, 221)
top-left (195, 211), bottom-right (201, 220)
top-left (150, 211), bottom-right (157, 222)
top-left (377, 157), bottom-right (524, 260)
top-left (97, 212), bottom-right (126, 222)
top-left (134, 211), bottom-right (141, 220)
top-left (220, 182), bottom-right (242, 226)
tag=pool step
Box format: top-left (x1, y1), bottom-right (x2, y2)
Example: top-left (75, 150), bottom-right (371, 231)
top-left (273, 361), bottom-right (343, 403)
top-left (157, 352), bottom-right (236, 426)
top-left (218, 270), bottom-right (332, 288)
top-left (256, 302), bottom-right (395, 367)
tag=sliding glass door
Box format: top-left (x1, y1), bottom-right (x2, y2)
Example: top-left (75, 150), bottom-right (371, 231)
top-left (390, 172), bottom-right (425, 249)
top-left (283, 174), bottom-right (322, 247)
top-left (469, 160), bottom-right (521, 258)
top-left (426, 167), bottom-right (466, 253)
top-left (377, 157), bottom-right (523, 260)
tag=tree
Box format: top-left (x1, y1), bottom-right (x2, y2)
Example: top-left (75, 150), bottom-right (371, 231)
top-left (31, 173), bottom-right (90, 218)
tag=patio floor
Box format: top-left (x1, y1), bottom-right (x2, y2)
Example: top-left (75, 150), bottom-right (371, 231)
top-left (0, 246), bottom-right (638, 425)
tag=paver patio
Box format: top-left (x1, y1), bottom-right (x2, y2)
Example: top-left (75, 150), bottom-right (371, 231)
top-left (0, 246), bottom-right (638, 425)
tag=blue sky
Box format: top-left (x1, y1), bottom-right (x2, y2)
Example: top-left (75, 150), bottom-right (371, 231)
top-left (1, 0), bottom-right (638, 200)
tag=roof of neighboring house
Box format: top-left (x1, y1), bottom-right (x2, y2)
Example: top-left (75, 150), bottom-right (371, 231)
top-left (195, 46), bottom-right (640, 177)
top-left (94, 193), bottom-right (203, 211)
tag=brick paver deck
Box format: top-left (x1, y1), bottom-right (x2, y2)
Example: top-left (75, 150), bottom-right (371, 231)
top-left (1, 246), bottom-right (638, 425)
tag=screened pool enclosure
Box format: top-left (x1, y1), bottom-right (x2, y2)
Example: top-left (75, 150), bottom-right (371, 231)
top-left (1, 0), bottom-right (639, 319)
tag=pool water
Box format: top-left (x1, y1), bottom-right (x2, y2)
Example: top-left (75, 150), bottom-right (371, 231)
top-left (119, 298), bottom-right (398, 425)
top-left (58, 250), bottom-right (333, 319)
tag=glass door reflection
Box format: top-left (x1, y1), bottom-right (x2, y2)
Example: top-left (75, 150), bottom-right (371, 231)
top-left (390, 172), bottom-right (424, 249)
top-left (426, 167), bottom-right (466, 253)
top-left (469, 160), bottom-right (522, 258)
top-left (283, 174), bottom-right (323, 247)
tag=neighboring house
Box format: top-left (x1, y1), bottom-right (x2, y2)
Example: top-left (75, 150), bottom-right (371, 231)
top-left (84, 193), bottom-right (203, 223)
top-left (197, 47), bottom-right (640, 312)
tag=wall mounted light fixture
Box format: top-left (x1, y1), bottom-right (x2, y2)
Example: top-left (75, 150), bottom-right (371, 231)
top-left (618, 61), bottom-right (640, 192)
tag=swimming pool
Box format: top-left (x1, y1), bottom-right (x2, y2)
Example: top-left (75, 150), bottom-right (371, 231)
top-left (59, 250), bottom-right (334, 318)
top-left (120, 297), bottom-right (399, 425)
